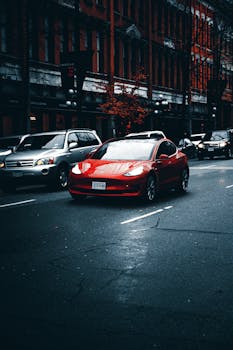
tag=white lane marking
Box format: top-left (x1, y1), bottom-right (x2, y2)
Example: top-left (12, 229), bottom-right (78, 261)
top-left (121, 206), bottom-right (173, 225)
top-left (190, 166), bottom-right (233, 170)
top-left (226, 184), bottom-right (233, 189)
top-left (0, 199), bottom-right (36, 208)
top-left (164, 206), bottom-right (173, 210)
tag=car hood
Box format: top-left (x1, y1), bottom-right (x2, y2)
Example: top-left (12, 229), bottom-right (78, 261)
top-left (0, 149), bottom-right (12, 156)
top-left (77, 159), bottom-right (149, 176)
top-left (5, 149), bottom-right (64, 160)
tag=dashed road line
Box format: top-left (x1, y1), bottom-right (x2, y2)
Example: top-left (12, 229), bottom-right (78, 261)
top-left (190, 166), bottom-right (233, 170)
top-left (121, 206), bottom-right (173, 225)
top-left (226, 184), bottom-right (233, 189)
top-left (0, 199), bottom-right (36, 208)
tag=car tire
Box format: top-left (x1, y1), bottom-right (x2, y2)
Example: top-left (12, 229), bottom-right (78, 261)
top-left (49, 165), bottom-right (69, 190)
top-left (143, 174), bottom-right (157, 202)
top-left (198, 155), bottom-right (203, 160)
top-left (177, 168), bottom-right (189, 192)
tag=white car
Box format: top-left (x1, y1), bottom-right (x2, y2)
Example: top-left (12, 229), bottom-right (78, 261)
top-left (190, 133), bottom-right (205, 147)
top-left (125, 130), bottom-right (166, 140)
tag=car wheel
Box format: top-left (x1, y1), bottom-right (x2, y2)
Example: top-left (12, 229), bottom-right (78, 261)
top-left (57, 166), bottom-right (69, 189)
top-left (177, 168), bottom-right (189, 192)
top-left (143, 175), bottom-right (157, 202)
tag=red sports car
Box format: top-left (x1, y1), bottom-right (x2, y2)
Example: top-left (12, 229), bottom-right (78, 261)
top-left (68, 138), bottom-right (189, 202)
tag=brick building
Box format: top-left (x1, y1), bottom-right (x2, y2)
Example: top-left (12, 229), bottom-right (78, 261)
top-left (0, 0), bottom-right (232, 140)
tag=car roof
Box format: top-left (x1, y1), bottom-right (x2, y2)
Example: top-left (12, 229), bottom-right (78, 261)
top-left (126, 130), bottom-right (165, 137)
top-left (27, 129), bottom-right (95, 136)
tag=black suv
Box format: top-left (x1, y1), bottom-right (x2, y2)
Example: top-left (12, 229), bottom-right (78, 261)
top-left (0, 129), bottom-right (101, 192)
top-left (197, 129), bottom-right (233, 160)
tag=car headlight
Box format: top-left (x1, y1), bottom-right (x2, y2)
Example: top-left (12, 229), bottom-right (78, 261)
top-left (124, 166), bottom-right (144, 177)
top-left (0, 161), bottom-right (5, 168)
top-left (71, 164), bottom-right (82, 175)
top-left (198, 143), bottom-right (204, 149)
top-left (219, 141), bottom-right (227, 147)
top-left (35, 157), bottom-right (54, 166)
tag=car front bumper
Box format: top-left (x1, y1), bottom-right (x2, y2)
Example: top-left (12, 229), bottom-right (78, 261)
top-left (0, 164), bottom-right (57, 185)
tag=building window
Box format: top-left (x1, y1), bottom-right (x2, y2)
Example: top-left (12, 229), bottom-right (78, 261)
top-left (139, 0), bottom-right (144, 27)
top-left (44, 17), bottom-right (49, 62)
top-left (0, 4), bottom-right (7, 52)
top-left (114, 32), bottom-right (119, 76)
top-left (85, 29), bottom-right (92, 51)
top-left (164, 4), bottom-right (168, 37)
top-left (158, 49), bottom-right (162, 86)
top-left (131, 45), bottom-right (137, 76)
top-left (114, 0), bottom-right (119, 12)
top-left (96, 31), bottom-right (104, 73)
top-left (157, 1), bottom-right (162, 33)
top-left (29, 13), bottom-right (39, 60)
top-left (96, 0), bottom-right (103, 6)
top-left (130, 0), bottom-right (135, 19)
top-left (123, 42), bottom-right (128, 78)
top-left (123, 0), bottom-right (128, 17)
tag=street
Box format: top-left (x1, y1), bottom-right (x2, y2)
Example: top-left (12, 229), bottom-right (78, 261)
top-left (1, 158), bottom-right (233, 349)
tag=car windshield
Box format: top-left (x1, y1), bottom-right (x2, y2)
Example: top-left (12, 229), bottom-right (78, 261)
top-left (17, 134), bottom-right (65, 151)
top-left (190, 135), bottom-right (203, 142)
top-left (92, 140), bottom-right (157, 160)
top-left (203, 131), bottom-right (228, 141)
top-left (0, 137), bottom-right (21, 150)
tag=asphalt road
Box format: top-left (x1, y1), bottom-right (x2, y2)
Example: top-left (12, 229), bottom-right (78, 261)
top-left (0, 158), bottom-right (233, 350)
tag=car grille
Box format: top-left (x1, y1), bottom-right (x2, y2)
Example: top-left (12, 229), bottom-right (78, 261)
top-left (5, 160), bottom-right (34, 168)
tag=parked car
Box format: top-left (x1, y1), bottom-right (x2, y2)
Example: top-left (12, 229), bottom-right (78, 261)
top-left (0, 134), bottom-right (28, 158)
top-left (68, 137), bottom-right (189, 202)
top-left (0, 129), bottom-right (102, 192)
top-left (197, 129), bottom-right (233, 160)
top-left (178, 137), bottom-right (197, 159)
top-left (190, 133), bottom-right (205, 148)
top-left (125, 130), bottom-right (166, 140)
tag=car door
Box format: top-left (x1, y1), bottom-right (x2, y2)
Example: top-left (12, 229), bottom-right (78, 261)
top-left (67, 132), bottom-right (84, 166)
top-left (155, 141), bottom-right (178, 186)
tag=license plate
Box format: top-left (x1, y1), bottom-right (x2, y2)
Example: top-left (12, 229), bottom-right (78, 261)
top-left (92, 181), bottom-right (106, 190)
top-left (208, 148), bottom-right (214, 151)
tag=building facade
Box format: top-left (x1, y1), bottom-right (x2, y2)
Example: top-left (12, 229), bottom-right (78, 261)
top-left (0, 0), bottom-right (232, 141)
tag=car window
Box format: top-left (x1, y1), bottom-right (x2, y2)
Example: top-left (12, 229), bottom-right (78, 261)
top-left (77, 132), bottom-right (90, 147)
top-left (203, 131), bottom-right (228, 141)
top-left (156, 141), bottom-right (176, 158)
top-left (92, 140), bottom-right (156, 160)
top-left (18, 134), bottom-right (65, 150)
top-left (87, 132), bottom-right (99, 146)
top-left (68, 132), bottom-right (79, 144)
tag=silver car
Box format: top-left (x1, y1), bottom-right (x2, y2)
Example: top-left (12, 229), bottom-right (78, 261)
top-left (0, 129), bottom-right (101, 192)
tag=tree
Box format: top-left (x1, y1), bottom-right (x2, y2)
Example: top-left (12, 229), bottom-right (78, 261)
top-left (99, 68), bottom-right (149, 136)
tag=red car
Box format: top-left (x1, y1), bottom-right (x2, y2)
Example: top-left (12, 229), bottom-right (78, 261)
top-left (68, 138), bottom-right (189, 202)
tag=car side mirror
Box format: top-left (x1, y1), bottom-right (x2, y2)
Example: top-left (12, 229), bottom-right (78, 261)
top-left (158, 154), bottom-right (169, 160)
top-left (69, 141), bottom-right (78, 149)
